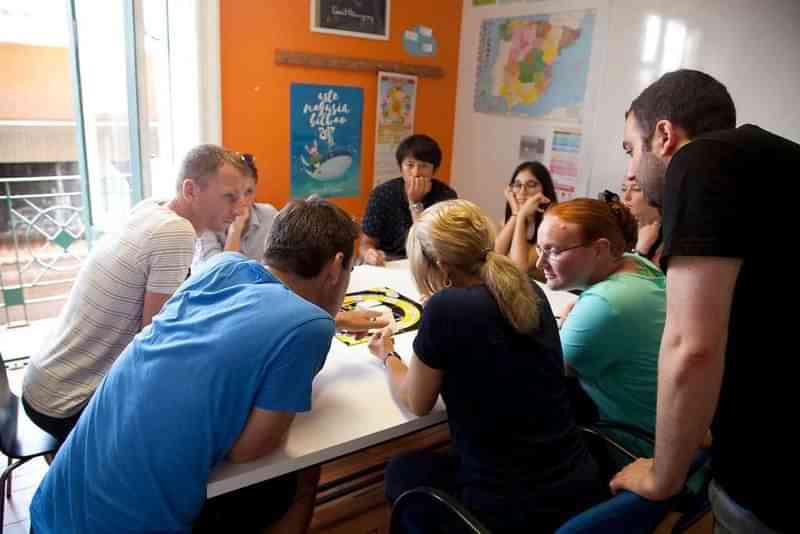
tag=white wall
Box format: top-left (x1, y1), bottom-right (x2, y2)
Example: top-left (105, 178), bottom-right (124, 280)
top-left (451, 0), bottom-right (800, 222)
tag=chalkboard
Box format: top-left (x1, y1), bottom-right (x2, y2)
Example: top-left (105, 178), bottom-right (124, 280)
top-left (311, 0), bottom-right (390, 40)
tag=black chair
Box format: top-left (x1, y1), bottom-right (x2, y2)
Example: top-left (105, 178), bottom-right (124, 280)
top-left (390, 486), bottom-right (492, 534)
top-left (390, 423), bottom-right (711, 534)
top-left (0, 357), bottom-right (59, 527)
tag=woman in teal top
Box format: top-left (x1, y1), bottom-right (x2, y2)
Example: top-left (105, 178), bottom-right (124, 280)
top-left (536, 197), bottom-right (664, 458)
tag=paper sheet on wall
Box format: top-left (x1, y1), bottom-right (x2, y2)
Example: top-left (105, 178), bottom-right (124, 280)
top-left (374, 72), bottom-right (417, 188)
top-left (550, 130), bottom-right (582, 201)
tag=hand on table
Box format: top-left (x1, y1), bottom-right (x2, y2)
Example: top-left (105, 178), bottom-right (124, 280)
top-left (368, 326), bottom-right (396, 362)
top-left (335, 310), bottom-right (390, 336)
top-left (363, 248), bottom-right (386, 266)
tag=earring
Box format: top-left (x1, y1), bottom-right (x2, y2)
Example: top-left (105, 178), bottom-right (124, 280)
top-left (443, 277), bottom-right (452, 288)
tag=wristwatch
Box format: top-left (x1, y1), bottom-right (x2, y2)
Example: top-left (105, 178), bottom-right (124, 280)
top-left (382, 351), bottom-right (401, 368)
top-left (410, 202), bottom-right (425, 213)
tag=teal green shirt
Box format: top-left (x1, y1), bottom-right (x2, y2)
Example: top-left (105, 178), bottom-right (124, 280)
top-left (561, 254), bottom-right (664, 458)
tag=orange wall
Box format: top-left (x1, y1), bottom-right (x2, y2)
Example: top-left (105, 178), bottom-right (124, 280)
top-left (0, 43), bottom-right (73, 121)
top-left (220, 0), bottom-right (463, 218)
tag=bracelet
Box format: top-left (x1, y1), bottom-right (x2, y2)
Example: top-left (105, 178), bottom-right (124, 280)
top-left (382, 351), bottom-right (401, 368)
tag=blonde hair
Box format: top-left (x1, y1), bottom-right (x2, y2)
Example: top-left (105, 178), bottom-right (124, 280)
top-left (407, 199), bottom-right (540, 334)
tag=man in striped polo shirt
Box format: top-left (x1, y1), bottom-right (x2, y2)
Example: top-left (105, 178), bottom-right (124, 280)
top-left (22, 144), bottom-right (248, 444)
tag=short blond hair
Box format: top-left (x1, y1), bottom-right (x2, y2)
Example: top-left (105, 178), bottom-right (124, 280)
top-left (407, 199), bottom-right (540, 334)
top-left (175, 144), bottom-right (249, 192)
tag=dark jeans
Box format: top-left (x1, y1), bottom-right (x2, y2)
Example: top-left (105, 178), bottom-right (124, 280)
top-left (22, 396), bottom-right (84, 444)
top-left (193, 472), bottom-right (298, 533)
top-left (385, 449), bottom-right (606, 534)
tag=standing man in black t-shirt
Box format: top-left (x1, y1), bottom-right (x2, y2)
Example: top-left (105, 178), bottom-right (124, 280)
top-left (360, 134), bottom-right (457, 264)
top-left (609, 69), bottom-right (799, 533)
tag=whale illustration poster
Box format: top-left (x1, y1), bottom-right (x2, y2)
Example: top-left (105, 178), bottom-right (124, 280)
top-left (291, 83), bottom-right (363, 198)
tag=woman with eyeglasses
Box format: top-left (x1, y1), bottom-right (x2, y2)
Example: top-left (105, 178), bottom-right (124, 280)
top-left (621, 175), bottom-right (663, 266)
top-left (536, 198), bottom-right (663, 459)
top-left (494, 161), bottom-right (557, 281)
top-left (371, 199), bottom-right (606, 532)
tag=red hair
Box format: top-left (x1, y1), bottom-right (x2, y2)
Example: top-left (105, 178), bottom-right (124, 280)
top-left (545, 198), bottom-right (637, 256)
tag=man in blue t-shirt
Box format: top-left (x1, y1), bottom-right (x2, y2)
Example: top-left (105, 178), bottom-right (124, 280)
top-left (29, 198), bottom-right (360, 534)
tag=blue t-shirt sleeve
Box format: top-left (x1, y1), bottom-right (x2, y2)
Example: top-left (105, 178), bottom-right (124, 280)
top-left (254, 316), bottom-right (334, 413)
top-left (560, 293), bottom-right (621, 377)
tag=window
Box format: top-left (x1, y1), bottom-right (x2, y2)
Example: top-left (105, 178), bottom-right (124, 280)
top-left (0, 0), bottom-right (220, 331)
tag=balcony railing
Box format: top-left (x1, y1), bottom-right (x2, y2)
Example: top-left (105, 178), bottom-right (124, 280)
top-left (1, 174), bottom-right (87, 327)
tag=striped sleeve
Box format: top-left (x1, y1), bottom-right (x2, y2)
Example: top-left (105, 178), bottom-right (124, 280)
top-left (145, 218), bottom-right (196, 294)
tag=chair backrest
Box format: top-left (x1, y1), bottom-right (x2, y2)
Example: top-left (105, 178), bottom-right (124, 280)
top-left (0, 360), bottom-right (19, 454)
top-left (389, 426), bottom-right (710, 534)
top-left (0, 360), bottom-right (15, 420)
top-left (390, 486), bottom-right (491, 534)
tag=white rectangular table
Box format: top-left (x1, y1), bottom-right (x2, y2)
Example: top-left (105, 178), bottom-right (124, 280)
top-left (207, 260), bottom-right (576, 497)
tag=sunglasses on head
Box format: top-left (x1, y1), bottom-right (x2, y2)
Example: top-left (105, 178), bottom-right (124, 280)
top-left (231, 151), bottom-right (257, 178)
top-left (598, 190), bottom-right (620, 203)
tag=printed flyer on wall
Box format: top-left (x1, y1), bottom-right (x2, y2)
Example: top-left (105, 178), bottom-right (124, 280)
top-left (550, 129), bottom-right (582, 201)
top-left (374, 72), bottom-right (417, 187)
top-left (290, 83), bottom-right (363, 198)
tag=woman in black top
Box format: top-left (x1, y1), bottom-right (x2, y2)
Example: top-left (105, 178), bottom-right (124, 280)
top-left (370, 199), bottom-right (605, 532)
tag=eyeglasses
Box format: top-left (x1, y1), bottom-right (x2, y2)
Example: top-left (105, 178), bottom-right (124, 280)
top-left (511, 181), bottom-right (541, 193)
top-left (535, 243), bottom-right (590, 261)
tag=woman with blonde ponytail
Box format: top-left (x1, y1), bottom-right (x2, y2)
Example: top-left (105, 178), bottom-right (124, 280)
top-left (370, 199), bottom-right (605, 532)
